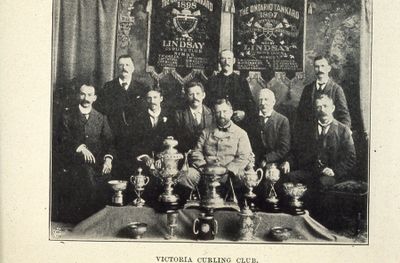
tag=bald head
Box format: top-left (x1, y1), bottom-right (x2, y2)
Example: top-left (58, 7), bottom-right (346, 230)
top-left (258, 89), bottom-right (276, 114)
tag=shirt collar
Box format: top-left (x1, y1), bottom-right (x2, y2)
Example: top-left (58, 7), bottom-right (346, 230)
top-left (148, 108), bottom-right (161, 118)
top-left (79, 105), bottom-right (92, 115)
top-left (318, 119), bottom-right (333, 127)
top-left (189, 106), bottom-right (203, 115)
top-left (119, 78), bottom-right (131, 89)
top-left (259, 110), bottom-right (273, 118)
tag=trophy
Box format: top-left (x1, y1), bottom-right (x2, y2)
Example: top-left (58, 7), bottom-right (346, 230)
top-left (193, 210), bottom-right (218, 240)
top-left (108, 180), bottom-right (128, 206)
top-left (130, 167), bottom-right (150, 207)
top-left (243, 154), bottom-right (264, 210)
top-left (201, 158), bottom-right (240, 211)
top-left (165, 210), bottom-right (179, 240)
top-left (264, 163), bottom-right (281, 212)
top-left (238, 200), bottom-right (260, 241)
top-left (283, 182), bottom-right (307, 215)
top-left (138, 136), bottom-right (188, 211)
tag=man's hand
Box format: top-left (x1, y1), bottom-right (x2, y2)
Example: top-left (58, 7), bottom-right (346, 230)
top-left (232, 110), bottom-right (245, 122)
top-left (280, 161), bottom-right (290, 174)
top-left (80, 147), bottom-right (96, 164)
top-left (102, 158), bottom-right (112, 175)
top-left (322, 167), bottom-right (335, 177)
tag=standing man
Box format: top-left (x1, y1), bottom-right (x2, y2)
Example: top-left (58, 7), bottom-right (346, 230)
top-left (179, 99), bottom-right (253, 190)
top-left (174, 82), bottom-right (214, 153)
top-left (250, 89), bottom-right (291, 172)
top-left (95, 55), bottom-right (148, 178)
top-left (289, 94), bottom-right (356, 189)
top-left (297, 55), bottom-right (351, 130)
top-left (59, 84), bottom-right (115, 222)
top-left (205, 50), bottom-right (257, 129)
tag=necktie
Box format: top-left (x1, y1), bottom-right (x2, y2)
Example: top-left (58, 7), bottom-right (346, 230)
top-left (121, 82), bottom-right (128, 90)
top-left (317, 83), bottom-right (325, 91)
top-left (84, 113), bottom-right (89, 120)
top-left (217, 126), bottom-right (229, 132)
top-left (194, 112), bottom-right (201, 126)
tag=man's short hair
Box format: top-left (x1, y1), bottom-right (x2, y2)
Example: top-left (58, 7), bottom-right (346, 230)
top-left (315, 94), bottom-right (333, 104)
top-left (314, 55), bottom-right (331, 64)
top-left (117, 54), bottom-right (134, 63)
top-left (76, 83), bottom-right (96, 94)
top-left (214, 98), bottom-right (233, 109)
top-left (146, 86), bottom-right (163, 96)
top-left (185, 81), bottom-right (205, 93)
top-left (219, 49), bottom-right (234, 58)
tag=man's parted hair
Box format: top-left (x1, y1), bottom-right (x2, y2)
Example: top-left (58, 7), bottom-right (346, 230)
top-left (146, 86), bottom-right (163, 96)
top-left (185, 81), bottom-right (205, 94)
top-left (315, 94), bottom-right (334, 104)
top-left (313, 55), bottom-right (331, 64)
top-left (117, 54), bottom-right (134, 63)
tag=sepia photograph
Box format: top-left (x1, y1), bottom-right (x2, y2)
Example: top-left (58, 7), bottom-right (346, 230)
top-left (49, 0), bottom-right (371, 244)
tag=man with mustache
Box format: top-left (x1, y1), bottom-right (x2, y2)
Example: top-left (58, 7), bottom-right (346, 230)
top-left (205, 50), bottom-right (257, 130)
top-left (58, 84), bottom-right (115, 222)
top-left (288, 94), bottom-right (356, 190)
top-left (179, 99), bottom-right (253, 191)
top-left (174, 82), bottom-right (214, 153)
top-left (95, 55), bottom-right (148, 179)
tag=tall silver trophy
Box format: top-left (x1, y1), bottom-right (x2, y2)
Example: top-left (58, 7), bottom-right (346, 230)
top-left (264, 163), bottom-right (281, 212)
top-left (243, 154), bottom-right (264, 210)
top-left (130, 167), bottom-right (150, 207)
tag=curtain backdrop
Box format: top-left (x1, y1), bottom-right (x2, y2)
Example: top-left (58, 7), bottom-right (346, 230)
top-left (53, 0), bottom-right (119, 93)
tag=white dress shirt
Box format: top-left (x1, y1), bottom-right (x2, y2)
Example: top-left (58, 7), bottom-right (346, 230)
top-left (190, 106), bottom-right (203, 125)
top-left (119, 78), bottom-right (132, 90)
top-left (148, 108), bottom-right (161, 127)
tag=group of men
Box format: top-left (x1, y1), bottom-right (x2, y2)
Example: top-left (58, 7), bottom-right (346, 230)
top-left (56, 50), bottom-right (356, 223)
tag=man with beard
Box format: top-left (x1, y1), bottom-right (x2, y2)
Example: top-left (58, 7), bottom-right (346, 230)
top-left (59, 84), bottom-right (115, 222)
top-left (174, 82), bottom-right (214, 153)
top-left (288, 94), bottom-right (356, 189)
top-left (95, 55), bottom-right (148, 179)
top-left (178, 99), bottom-right (253, 191)
top-left (205, 50), bottom-right (256, 130)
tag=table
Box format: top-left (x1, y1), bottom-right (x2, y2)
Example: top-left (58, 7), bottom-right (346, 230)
top-left (63, 206), bottom-right (351, 242)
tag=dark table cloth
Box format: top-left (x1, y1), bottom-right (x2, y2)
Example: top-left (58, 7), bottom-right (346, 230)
top-left (66, 206), bottom-right (351, 242)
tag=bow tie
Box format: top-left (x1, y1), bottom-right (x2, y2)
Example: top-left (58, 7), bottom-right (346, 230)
top-left (217, 126), bottom-right (229, 132)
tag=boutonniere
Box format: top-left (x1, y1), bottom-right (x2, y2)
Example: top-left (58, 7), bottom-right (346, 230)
top-left (162, 116), bottom-right (168, 123)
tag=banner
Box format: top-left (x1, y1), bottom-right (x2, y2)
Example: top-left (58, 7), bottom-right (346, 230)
top-left (233, 0), bottom-right (306, 73)
top-left (147, 0), bottom-right (221, 70)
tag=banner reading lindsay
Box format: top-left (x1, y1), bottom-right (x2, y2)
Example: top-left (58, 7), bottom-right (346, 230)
top-left (233, 0), bottom-right (306, 73)
top-left (147, 0), bottom-right (221, 70)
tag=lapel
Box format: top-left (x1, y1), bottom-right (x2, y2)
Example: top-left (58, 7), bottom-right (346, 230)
top-left (323, 120), bottom-right (338, 146)
top-left (183, 107), bottom-right (196, 132)
top-left (202, 105), bottom-right (213, 127)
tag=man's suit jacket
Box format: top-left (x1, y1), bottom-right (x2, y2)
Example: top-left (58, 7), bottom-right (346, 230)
top-left (133, 108), bottom-right (175, 157)
top-left (297, 78), bottom-right (351, 128)
top-left (174, 105), bottom-right (214, 152)
top-left (60, 107), bottom-right (115, 168)
top-left (205, 72), bottom-right (257, 122)
top-left (95, 77), bottom-right (148, 142)
top-left (250, 110), bottom-right (290, 165)
top-left (297, 119), bottom-right (356, 180)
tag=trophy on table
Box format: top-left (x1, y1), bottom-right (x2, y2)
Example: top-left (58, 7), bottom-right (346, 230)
top-left (237, 200), bottom-right (261, 241)
top-left (108, 180), bottom-right (128, 206)
top-left (138, 136), bottom-right (188, 211)
top-left (264, 163), bottom-right (281, 212)
top-left (283, 182), bottom-right (307, 215)
top-left (165, 210), bottom-right (179, 240)
top-left (130, 167), bottom-right (150, 207)
top-left (242, 154), bottom-right (264, 210)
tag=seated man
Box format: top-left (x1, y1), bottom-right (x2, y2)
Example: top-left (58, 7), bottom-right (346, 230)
top-left (250, 88), bottom-right (291, 171)
top-left (179, 98), bottom-right (253, 191)
top-left (174, 82), bottom-right (214, 153)
top-left (288, 94), bottom-right (356, 190)
top-left (59, 84), bottom-right (115, 223)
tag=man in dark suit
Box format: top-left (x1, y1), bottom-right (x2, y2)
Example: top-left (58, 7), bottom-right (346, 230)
top-left (296, 56), bottom-right (351, 152)
top-left (251, 88), bottom-right (291, 170)
top-left (288, 94), bottom-right (356, 189)
top-left (174, 82), bottom-right (214, 153)
top-left (95, 54), bottom-right (148, 179)
top-left (59, 84), bottom-right (115, 223)
top-left (205, 50), bottom-right (257, 130)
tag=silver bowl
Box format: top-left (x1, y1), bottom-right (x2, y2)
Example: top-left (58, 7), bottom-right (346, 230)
top-left (270, 227), bottom-right (292, 241)
top-left (126, 222), bottom-right (148, 239)
top-left (108, 180), bottom-right (128, 191)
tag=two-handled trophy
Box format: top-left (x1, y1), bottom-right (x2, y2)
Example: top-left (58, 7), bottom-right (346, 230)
top-left (264, 163), bottom-right (281, 212)
top-left (138, 136), bottom-right (188, 211)
top-left (130, 167), bottom-right (150, 207)
top-left (283, 182), bottom-right (307, 215)
top-left (243, 154), bottom-right (264, 210)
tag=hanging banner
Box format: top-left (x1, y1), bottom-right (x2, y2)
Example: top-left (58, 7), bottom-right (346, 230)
top-left (233, 0), bottom-right (306, 73)
top-left (147, 0), bottom-right (221, 70)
